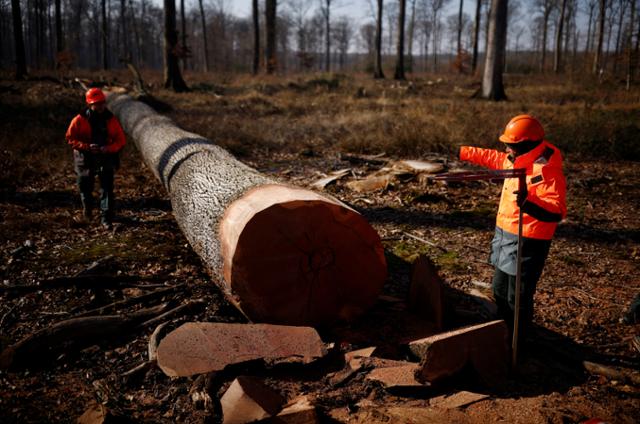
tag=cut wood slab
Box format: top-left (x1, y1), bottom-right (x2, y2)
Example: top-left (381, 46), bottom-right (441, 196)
top-left (365, 362), bottom-right (425, 392)
top-left (429, 391), bottom-right (489, 409)
top-left (310, 168), bottom-right (351, 189)
top-left (393, 160), bottom-right (445, 174)
top-left (409, 255), bottom-right (445, 330)
top-left (221, 376), bottom-right (283, 424)
top-left (346, 175), bottom-right (393, 192)
top-left (409, 320), bottom-right (509, 386)
top-left (107, 93), bottom-right (386, 326)
top-left (156, 322), bottom-right (327, 377)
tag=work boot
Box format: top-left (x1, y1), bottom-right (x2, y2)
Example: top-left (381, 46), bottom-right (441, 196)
top-left (100, 213), bottom-right (112, 230)
top-left (82, 207), bottom-right (92, 221)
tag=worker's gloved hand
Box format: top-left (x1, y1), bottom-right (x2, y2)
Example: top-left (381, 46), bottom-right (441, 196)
top-left (89, 144), bottom-right (100, 153)
top-left (99, 146), bottom-right (108, 154)
top-left (515, 189), bottom-right (528, 207)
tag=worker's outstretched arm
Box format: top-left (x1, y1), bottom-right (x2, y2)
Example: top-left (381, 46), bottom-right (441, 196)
top-left (522, 166), bottom-right (567, 222)
top-left (459, 146), bottom-right (507, 170)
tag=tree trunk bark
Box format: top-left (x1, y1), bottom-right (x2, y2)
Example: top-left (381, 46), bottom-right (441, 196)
top-left (374, 0), bottom-right (385, 78)
top-left (471, 0), bottom-right (482, 73)
top-left (553, 0), bottom-right (567, 73)
top-left (457, 0), bottom-right (464, 54)
top-left (593, 0), bottom-right (606, 75)
top-left (180, 0), bottom-right (187, 70)
top-left (198, 0), bottom-right (209, 72)
top-left (626, 0), bottom-right (636, 88)
top-left (586, 4), bottom-right (594, 53)
top-left (407, 0), bottom-right (416, 72)
top-left (540, 11), bottom-right (549, 72)
top-left (265, 0), bottom-right (277, 74)
top-left (252, 0), bottom-right (260, 74)
top-left (10, 0), bottom-right (27, 79)
top-left (394, 0), bottom-right (406, 80)
top-left (613, 0), bottom-right (626, 74)
top-left (55, 0), bottom-right (63, 52)
top-left (121, 0), bottom-right (129, 61)
top-left (102, 0), bottom-right (109, 70)
top-left (324, 0), bottom-right (331, 72)
top-left (481, 0), bottom-right (507, 100)
top-left (164, 0), bottom-right (188, 91)
top-left (106, 94), bottom-right (387, 326)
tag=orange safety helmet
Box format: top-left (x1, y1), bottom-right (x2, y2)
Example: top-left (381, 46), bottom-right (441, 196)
top-left (499, 114), bottom-right (545, 144)
top-left (85, 88), bottom-right (106, 105)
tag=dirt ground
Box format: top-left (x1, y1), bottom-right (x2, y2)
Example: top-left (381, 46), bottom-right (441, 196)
top-left (0, 73), bottom-right (638, 423)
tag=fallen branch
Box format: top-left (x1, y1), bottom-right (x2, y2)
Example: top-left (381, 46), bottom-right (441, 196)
top-left (0, 274), bottom-right (165, 294)
top-left (0, 303), bottom-right (169, 370)
top-left (72, 285), bottom-right (182, 318)
top-left (121, 360), bottom-right (154, 379)
top-left (136, 299), bottom-right (206, 330)
top-left (403, 232), bottom-right (448, 253)
top-left (583, 361), bottom-right (640, 386)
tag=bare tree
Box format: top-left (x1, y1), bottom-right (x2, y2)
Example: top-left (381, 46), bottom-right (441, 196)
top-left (586, 0), bottom-right (597, 52)
top-left (55, 0), bottom-right (63, 53)
top-left (197, 0), bottom-right (209, 72)
top-left (121, 0), bottom-right (129, 60)
top-left (553, 0), bottom-right (568, 72)
top-left (180, 0), bottom-right (187, 69)
top-left (626, 0), bottom-right (636, 87)
top-left (536, 0), bottom-right (554, 72)
top-left (253, 0), bottom-right (260, 74)
top-left (395, 0), bottom-right (407, 79)
top-left (429, 0), bottom-right (450, 72)
top-left (613, 0), bottom-right (628, 74)
top-left (333, 16), bottom-right (352, 68)
top-left (102, 0), bottom-right (109, 69)
top-left (375, 0), bottom-right (385, 77)
top-left (593, 0), bottom-right (606, 74)
top-left (457, 0), bottom-right (464, 53)
top-left (10, 0), bottom-right (27, 79)
top-left (164, 0), bottom-right (188, 90)
top-left (407, 0), bottom-right (417, 71)
top-left (265, 0), bottom-right (277, 73)
top-left (320, 0), bottom-right (333, 71)
top-left (471, 0), bottom-right (482, 72)
top-left (481, 0), bottom-right (507, 100)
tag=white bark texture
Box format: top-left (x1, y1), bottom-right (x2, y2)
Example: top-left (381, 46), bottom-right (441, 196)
top-left (108, 93), bottom-right (271, 276)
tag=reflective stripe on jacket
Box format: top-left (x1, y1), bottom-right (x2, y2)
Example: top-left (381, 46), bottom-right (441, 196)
top-left (65, 110), bottom-right (126, 154)
top-left (459, 140), bottom-right (567, 240)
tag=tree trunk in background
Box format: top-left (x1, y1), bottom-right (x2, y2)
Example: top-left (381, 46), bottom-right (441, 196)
top-left (252, 0), bottom-right (260, 74)
top-left (265, 0), bottom-right (277, 74)
top-left (164, 0), bottom-right (188, 91)
top-left (553, 0), bottom-right (567, 73)
top-left (102, 0), bottom-right (109, 69)
top-left (121, 0), bottom-right (129, 60)
top-left (472, 0), bottom-right (482, 73)
top-left (55, 0), bottom-right (63, 52)
top-left (11, 0), bottom-right (27, 79)
top-left (593, 0), bottom-right (606, 74)
top-left (626, 0), bottom-right (636, 88)
top-left (106, 93), bottom-right (387, 326)
top-left (394, 0), bottom-right (406, 79)
top-left (481, 0), bottom-right (507, 100)
top-left (407, 0), bottom-right (416, 72)
top-left (198, 0), bottom-right (209, 72)
top-left (586, 3), bottom-right (594, 52)
top-left (457, 0), bottom-right (464, 54)
top-left (374, 0), bottom-right (385, 78)
top-left (540, 9), bottom-right (550, 72)
top-left (323, 0), bottom-right (331, 72)
top-left (180, 0), bottom-right (187, 69)
top-left (613, 0), bottom-right (626, 74)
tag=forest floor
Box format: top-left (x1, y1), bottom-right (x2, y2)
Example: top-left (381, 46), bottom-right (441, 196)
top-left (0, 70), bottom-right (639, 423)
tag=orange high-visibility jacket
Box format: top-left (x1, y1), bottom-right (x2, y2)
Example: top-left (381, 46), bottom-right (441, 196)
top-left (66, 110), bottom-right (125, 154)
top-left (460, 141), bottom-right (566, 240)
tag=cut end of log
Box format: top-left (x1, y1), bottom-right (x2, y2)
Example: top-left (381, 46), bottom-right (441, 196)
top-left (221, 184), bottom-right (387, 326)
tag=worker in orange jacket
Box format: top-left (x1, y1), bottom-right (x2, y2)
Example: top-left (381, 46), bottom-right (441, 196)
top-left (459, 115), bottom-right (567, 340)
top-left (66, 88), bottom-right (126, 229)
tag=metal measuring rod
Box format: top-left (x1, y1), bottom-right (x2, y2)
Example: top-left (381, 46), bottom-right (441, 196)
top-left (429, 168), bottom-right (527, 367)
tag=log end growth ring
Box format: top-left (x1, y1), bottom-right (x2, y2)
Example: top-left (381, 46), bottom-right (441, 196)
top-left (221, 185), bottom-right (387, 327)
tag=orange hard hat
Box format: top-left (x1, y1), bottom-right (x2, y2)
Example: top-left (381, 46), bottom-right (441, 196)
top-left (499, 114), bottom-right (544, 144)
top-left (85, 88), bottom-right (106, 105)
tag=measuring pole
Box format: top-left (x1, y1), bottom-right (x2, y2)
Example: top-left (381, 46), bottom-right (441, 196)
top-left (429, 168), bottom-right (527, 368)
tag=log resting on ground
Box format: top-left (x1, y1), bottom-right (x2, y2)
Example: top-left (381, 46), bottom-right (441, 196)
top-left (107, 93), bottom-right (387, 326)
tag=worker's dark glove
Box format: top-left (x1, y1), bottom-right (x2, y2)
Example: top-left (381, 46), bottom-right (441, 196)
top-left (89, 144), bottom-right (100, 154)
top-left (514, 189), bottom-right (528, 207)
top-left (99, 146), bottom-right (108, 154)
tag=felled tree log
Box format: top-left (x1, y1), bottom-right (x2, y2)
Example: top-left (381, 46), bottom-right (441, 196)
top-left (107, 93), bottom-right (387, 326)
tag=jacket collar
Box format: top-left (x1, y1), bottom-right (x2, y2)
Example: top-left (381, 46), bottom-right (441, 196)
top-left (512, 141), bottom-right (548, 168)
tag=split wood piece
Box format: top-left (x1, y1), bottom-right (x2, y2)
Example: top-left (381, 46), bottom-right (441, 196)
top-left (0, 303), bottom-right (169, 370)
top-left (221, 376), bottom-right (284, 424)
top-left (409, 255), bottom-right (445, 330)
top-left (409, 320), bottom-right (509, 386)
top-left (310, 168), bottom-right (351, 189)
top-left (156, 322), bottom-right (327, 377)
top-left (269, 396), bottom-right (319, 423)
top-left (340, 152), bottom-right (388, 165)
top-left (346, 175), bottom-right (393, 193)
top-left (392, 160), bottom-right (445, 174)
top-left (107, 93), bottom-right (386, 326)
top-left (583, 361), bottom-right (640, 386)
top-left (429, 391), bottom-right (489, 409)
top-left (365, 362), bottom-right (425, 393)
